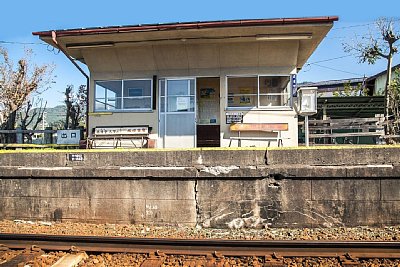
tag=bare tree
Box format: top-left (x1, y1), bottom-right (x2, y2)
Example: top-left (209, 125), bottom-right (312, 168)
top-left (0, 47), bottom-right (54, 142)
top-left (64, 84), bottom-right (87, 130)
top-left (19, 98), bottom-right (47, 143)
top-left (343, 18), bottom-right (399, 135)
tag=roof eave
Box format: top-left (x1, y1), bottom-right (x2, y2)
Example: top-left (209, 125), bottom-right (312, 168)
top-left (32, 16), bottom-right (338, 37)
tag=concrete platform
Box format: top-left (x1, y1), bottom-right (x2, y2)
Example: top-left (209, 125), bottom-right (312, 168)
top-left (0, 146), bottom-right (400, 228)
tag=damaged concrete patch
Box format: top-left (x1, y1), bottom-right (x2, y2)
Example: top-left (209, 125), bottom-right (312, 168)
top-left (199, 166), bottom-right (239, 176)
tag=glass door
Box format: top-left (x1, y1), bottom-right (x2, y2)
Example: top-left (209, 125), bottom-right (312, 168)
top-left (159, 78), bottom-right (196, 148)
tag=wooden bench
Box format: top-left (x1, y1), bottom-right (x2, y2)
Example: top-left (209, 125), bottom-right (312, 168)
top-left (302, 117), bottom-right (385, 144)
top-left (229, 123), bottom-right (289, 147)
top-left (89, 125), bottom-right (151, 148)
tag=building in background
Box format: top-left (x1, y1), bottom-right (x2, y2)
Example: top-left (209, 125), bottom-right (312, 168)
top-left (366, 63), bottom-right (400, 96)
top-left (299, 77), bottom-right (367, 97)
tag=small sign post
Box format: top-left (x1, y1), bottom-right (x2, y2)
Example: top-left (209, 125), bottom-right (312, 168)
top-left (297, 87), bottom-right (318, 147)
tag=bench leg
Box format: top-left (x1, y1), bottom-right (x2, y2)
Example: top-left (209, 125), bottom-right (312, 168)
top-left (278, 131), bottom-right (283, 147)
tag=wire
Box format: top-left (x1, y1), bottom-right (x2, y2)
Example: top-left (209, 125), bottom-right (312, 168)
top-left (46, 44), bottom-right (60, 55)
top-left (331, 18), bottom-right (400, 31)
top-left (331, 23), bottom-right (374, 31)
top-left (307, 54), bottom-right (354, 64)
top-left (307, 63), bottom-right (364, 76)
top-left (0, 40), bottom-right (47, 46)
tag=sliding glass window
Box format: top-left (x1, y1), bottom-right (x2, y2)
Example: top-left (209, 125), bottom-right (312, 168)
top-left (227, 75), bottom-right (291, 108)
top-left (95, 80), bottom-right (121, 111)
top-left (95, 79), bottom-right (152, 111)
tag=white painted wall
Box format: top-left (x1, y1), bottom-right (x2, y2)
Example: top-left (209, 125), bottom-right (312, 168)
top-left (86, 41), bottom-right (300, 147)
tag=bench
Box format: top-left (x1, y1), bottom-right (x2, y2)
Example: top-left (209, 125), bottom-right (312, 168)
top-left (89, 125), bottom-right (151, 148)
top-left (301, 117), bottom-right (385, 144)
top-left (229, 123), bottom-right (289, 147)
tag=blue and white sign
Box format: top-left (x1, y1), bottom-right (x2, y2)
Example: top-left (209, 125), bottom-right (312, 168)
top-left (291, 74), bottom-right (297, 97)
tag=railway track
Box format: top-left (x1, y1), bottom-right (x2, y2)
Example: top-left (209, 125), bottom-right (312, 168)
top-left (1, 233), bottom-right (400, 266)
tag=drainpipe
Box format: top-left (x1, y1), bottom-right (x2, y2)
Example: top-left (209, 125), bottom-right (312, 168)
top-left (51, 31), bottom-right (90, 139)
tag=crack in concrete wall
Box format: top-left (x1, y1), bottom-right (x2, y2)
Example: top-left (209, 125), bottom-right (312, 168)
top-left (194, 179), bottom-right (200, 227)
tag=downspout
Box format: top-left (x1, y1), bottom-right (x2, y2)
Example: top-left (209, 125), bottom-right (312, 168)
top-left (51, 31), bottom-right (90, 139)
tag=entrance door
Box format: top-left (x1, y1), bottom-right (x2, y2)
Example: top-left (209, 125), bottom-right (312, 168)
top-left (196, 77), bottom-right (220, 147)
top-left (159, 78), bottom-right (196, 148)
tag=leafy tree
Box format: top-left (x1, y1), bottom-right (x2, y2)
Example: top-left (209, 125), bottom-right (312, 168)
top-left (388, 68), bottom-right (400, 139)
top-left (64, 84), bottom-right (87, 129)
top-left (333, 82), bottom-right (367, 97)
top-left (343, 18), bottom-right (399, 135)
top-left (0, 47), bottom-right (54, 142)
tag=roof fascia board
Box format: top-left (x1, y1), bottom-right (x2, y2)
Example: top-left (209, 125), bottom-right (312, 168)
top-left (32, 16), bottom-right (338, 37)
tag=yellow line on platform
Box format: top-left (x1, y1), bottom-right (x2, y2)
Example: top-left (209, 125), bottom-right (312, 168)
top-left (0, 144), bottom-right (400, 154)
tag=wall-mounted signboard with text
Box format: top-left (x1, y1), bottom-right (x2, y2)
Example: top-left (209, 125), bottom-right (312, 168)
top-left (225, 112), bottom-right (243, 124)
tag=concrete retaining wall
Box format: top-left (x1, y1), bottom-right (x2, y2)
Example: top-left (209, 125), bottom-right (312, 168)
top-left (197, 178), bottom-right (400, 228)
top-left (1, 146), bottom-right (400, 168)
top-left (1, 147), bottom-right (400, 227)
top-left (1, 177), bottom-right (400, 227)
top-left (0, 178), bottom-right (196, 225)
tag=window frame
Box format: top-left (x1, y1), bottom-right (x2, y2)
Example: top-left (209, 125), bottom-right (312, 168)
top-left (226, 74), bottom-right (293, 110)
top-left (94, 78), bottom-right (153, 112)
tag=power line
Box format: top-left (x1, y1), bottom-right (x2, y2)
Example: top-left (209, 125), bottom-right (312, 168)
top-left (307, 54), bottom-right (354, 64)
top-left (307, 63), bottom-right (364, 76)
top-left (331, 22), bottom-right (374, 31)
top-left (0, 40), bottom-right (46, 46)
top-left (331, 18), bottom-right (400, 31)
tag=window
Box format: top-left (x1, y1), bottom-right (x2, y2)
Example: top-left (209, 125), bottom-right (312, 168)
top-left (227, 75), bottom-right (291, 108)
top-left (95, 80), bottom-right (121, 111)
top-left (123, 80), bottom-right (152, 110)
top-left (95, 79), bottom-right (152, 111)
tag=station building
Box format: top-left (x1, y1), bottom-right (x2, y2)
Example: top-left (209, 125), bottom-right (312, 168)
top-left (33, 17), bottom-right (338, 148)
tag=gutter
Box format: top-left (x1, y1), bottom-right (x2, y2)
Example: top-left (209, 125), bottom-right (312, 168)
top-left (51, 31), bottom-right (90, 138)
top-left (33, 16), bottom-right (339, 37)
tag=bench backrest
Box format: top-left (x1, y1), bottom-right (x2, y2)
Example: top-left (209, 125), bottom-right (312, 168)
top-left (230, 123), bottom-right (288, 132)
top-left (94, 126), bottom-right (149, 136)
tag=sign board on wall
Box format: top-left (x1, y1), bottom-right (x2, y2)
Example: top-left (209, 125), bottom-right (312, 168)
top-left (292, 74), bottom-right (297, 97)
top-left (225, 112), bottom-right (243, 124)
top-left (57, 130), bottom-right (81, 145)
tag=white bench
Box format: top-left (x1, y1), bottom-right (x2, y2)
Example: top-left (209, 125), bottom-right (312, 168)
top-left (89, 126), bottom-right (150, 148)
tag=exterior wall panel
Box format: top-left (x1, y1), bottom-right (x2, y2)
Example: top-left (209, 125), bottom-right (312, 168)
top-left (87, 41), bottom-right (299, 147)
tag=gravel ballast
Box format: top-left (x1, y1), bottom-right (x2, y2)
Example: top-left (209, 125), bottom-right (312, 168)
top-left (1, 220), bottom-right (400, 241)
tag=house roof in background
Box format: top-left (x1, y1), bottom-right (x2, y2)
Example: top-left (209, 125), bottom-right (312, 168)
top-left (299, 77), bottom-right (365, 88)
top-left (367, 63), bottom-right (400, 81)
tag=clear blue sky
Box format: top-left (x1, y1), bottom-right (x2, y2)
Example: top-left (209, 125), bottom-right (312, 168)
top-left (1, 0), bottom-right (399, 107)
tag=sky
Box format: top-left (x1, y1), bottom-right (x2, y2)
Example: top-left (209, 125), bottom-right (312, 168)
top-left (1, 0), bottom-right (400, 107)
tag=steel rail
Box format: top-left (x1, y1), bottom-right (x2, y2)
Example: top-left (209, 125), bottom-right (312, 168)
top-left (0, 233), bottom-right (400, 259)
